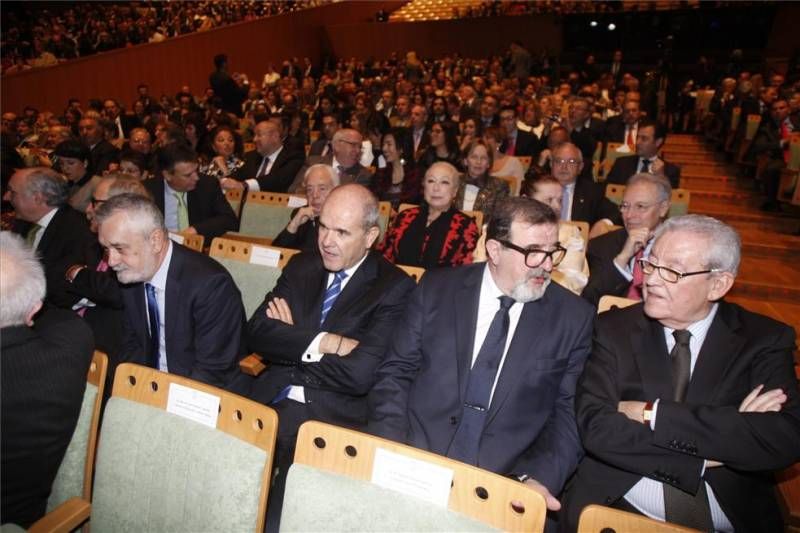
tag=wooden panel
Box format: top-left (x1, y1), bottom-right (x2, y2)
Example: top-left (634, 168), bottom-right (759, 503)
top-left (85, 351), bottom-right (108, 501)
top-left (577, 505), bottom-right (700, 533)
top-left (597, 295), bottom-right (638, 314)
top-left (294, 421), bottom-right (546, 532)
top-left (397, 264), bottom-right (425, 283)
top-left (210, 236), bottom-right (299, 269)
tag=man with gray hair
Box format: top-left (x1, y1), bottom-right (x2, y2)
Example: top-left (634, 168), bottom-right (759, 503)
top-left (582, 172), bottom-right (672, 306)
top-left (273, 164), bottom-right (339, 251)
top-left (563, 214), bottom-right (800, 532)
top-left (3, 167), bottom-right (93, 308)
top-left (1, 232), bottom-right (94, 528)
top-left (95, 193), bottom-right (246, 388)
top-left (289, 128), bottom-right (372, 192)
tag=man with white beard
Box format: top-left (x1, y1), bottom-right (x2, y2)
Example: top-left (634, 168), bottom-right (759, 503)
top-left (369, 196), bottom-right (594, 518)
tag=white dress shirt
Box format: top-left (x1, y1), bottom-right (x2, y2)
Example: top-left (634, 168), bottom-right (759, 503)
top-left (246, 145), bottom-right (283, 192)
top-left (144, 241), bottom-right (174, 372)
top-left (32, 208), bottom-right (58, 249)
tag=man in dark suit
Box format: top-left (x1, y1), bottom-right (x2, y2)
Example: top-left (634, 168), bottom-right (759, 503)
top-left (552, 142), bottom-right (618, 226)
top-left (144, 143), bottom-right (237, 246)
top-left (96, 193), bottom-right (245, 389)
top-left (103, 99), bottom-right (140, 139)
top-left (563, 215), bottom-right (800, 532)
top-left (78, 116), bottom-right (118, 173)
top-left (247, 184), bottom-right (415, 528)
top-left (606, 120), bottom-right (681, 188)
top-left (209, 54), bottom-right (249, 118)
top-left (478, 94), bottom-right (500, 129)
top-left (564, 98), bottom-right (605, 181)
top-left (4, 167), bottom-right (93, 309)
top-left (307, 112), bottom-right (339, 157)
top-left (289, 129), bottom-right (373, 192)
top-left (410, 104), bottom-right (431, 161)
top-left (753, 98), bottom-right (799, 211)
top-left (605, 99), bottom-right (642, 150)
top-left (582, 173), bottom-right (671, 306)
top-left (224, 119), bottom-right (304, 193)
top-left (272, 164), bottom-right (338, 252)
top-left (370, 197), bottom-right (594, 514)
top-left (1, 232), bottom-right (94, 529)
top-left (499, 105), bottom-right (541, 158)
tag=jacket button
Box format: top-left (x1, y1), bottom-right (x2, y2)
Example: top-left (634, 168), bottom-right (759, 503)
top-left (450, 416), bottom-right (458, 425)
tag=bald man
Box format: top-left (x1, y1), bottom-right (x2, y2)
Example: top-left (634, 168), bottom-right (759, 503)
top-left (226, 120), bottom-right (305, 193)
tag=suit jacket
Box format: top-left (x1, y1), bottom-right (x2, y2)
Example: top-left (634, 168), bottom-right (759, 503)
top-left (562, 302), bottom-right (800, 532)
top-left (289, 154), bottom-right (373, 193)
top-left (604, 116), bottom-right (632, 144)
top-left (118, 243), bottom-right (245, 389)
top-left (307, 138), bottom-right (331, 158)
top-left (144, 174), bottom-right (237, 246)
top-left (246, 251), bottom-right (415, 432)
top-left (232, 147), bottom-right (305, 193)
top-left (605, 154), bottom-right (681, 189)
top-left (272, 209), bottom-right (319, 253)
top-left (89, 139), bottom-right (119, 174)
top-left (569, 178), bottom-right (619, 226)
top-left (501, 128), bottom-right (541, 158)
top-left (209, 69), bottom-right (247, 117)
top-left (369, 264), bottom-right (594, 494)
top-left (1, 308), bottom-right (94, 528)
top-left (580, 228), bottom-right (630, 306)
top-left (12, 206), bottom-right (94, 309)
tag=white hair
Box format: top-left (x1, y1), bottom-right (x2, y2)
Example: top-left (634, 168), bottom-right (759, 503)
top-left (653, 215), bottom-right (741, 276)
top-left (303, 164), bottom-right (339, 187)
top-left (0, 232), bottom-right (46, 327)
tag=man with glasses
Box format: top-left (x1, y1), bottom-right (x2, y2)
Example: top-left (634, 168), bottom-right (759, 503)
top-left (562, 214), bottom-right (799, 533)
top-left (290, 128), bottom-right (372, 192)
top-left (370, 196), bottom-right (594, 516)
top-left (582, 173), bottom-right (671, 306)
top-left (551, 142), bottom-right (617, 225)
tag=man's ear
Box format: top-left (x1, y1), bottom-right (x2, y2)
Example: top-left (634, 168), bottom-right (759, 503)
top-left (25, 300), bottom-right (43, 327)
top-left (708, 271), bottom-right (735, 302)
top-left (485, 238), bottom-right (501, 265)
top-left (365, 225), bottom-right (380, 249)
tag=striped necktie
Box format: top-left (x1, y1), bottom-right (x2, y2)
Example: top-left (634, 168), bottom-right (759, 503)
top-left (320, 271), bottom-right (347, 326)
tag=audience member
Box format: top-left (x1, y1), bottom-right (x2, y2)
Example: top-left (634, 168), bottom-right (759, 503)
top-left (606, 119), bottom-right (681, 188)
top-left (458, 139), bottom-right (510, 220)
top-left (551, 142), bottom-right (617, 225)
top-left (370, 128), bottom-right (421, 208)
top-left (272, 164), bottom-right (338, 252)
top-left (78, 116), bottom-right (118, 173)
top-left (484, 126), bottom-right (525, 183)
top-left (291, 128), bottom-right (372, 192)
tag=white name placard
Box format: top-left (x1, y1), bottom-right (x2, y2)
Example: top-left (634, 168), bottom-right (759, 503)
top-left (287, 195), bottom-right (308, 208)
top-left (371, 447), bottom-right (453, 507)
top-left (166, 382), bottom-right (220, 428)
top-left (249, 245), bottom-right (281, 267)
top-left (168, 232), bottom-right (185, 245)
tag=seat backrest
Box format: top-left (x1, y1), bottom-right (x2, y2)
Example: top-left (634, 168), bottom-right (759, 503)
top-left (495, 175), bottom-right (521, 197)
top-left (239, 191), bottom-right (302, 238)
top-left (397, 264), bottom-right (425, 283)
top-left (47, 351), bottom-right (108, 511)
top-left (281, 421), bottom-right (546, 532)
top-left (518, 155), bottom-right (532, 172)
top-left (605, 184), bottom-right (625, 205)
top-left (210, 237), bottom-right (299, 317)
top-left (744, 114), bottom-right (762, 141)
top-left (377, 201), bottom-right (392, 239)
top-left (577, 504), bottom-right (700, 533)
top-left (181, 233), bottom-right (204, 252)
top-left (669, 189), bottom-right (691, 217)
top-left (562, 221), bottom-right (589, 248)
top-left (92, 363), bottom-right (277, 533)
top-left (597, 295), bottom-right (638, 314)
top-left (225, 189), bottom-right (244, 218)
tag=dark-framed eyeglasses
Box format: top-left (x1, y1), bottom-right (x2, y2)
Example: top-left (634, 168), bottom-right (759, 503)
top-left (638, 258), bottom-right (721, 283)
top-left (496, 239), bottom-right (566, 268)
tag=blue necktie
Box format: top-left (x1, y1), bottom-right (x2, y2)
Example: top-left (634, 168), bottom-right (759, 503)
top-left (320, 271), bottom-right (347, 326)
top-left (145, 283), bottom-right (160, 370)
top-left (447, 295), bottom-right (515, 465)
top-left (561, 185), bottom-right (571, 221)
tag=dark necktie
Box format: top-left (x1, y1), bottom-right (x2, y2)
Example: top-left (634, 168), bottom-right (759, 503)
top-left (145, 283), bottom-right (161, 370)
top-left (320, 271), bottom-right (347, 326)
top-left (640, 158), bottom-right (651, 173)
top-left (664, 329), bottom-right (714, 531)
top-left (256, 155), bottom-right (270, 177)
top-left (447, 295), bottom-right (515, 465)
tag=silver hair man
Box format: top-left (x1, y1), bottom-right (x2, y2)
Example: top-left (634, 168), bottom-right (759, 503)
top-left (0, 232), bottom-right (47, 327)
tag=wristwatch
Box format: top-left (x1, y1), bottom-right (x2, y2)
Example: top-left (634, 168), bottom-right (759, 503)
top-left (642, 401), bottom-right (655, 424)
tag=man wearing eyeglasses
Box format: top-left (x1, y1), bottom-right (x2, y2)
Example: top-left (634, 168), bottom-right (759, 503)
top-left (551, 142), bottom-right (618, 226)
top-left (370, 196), bottom-right (594, 517)
top-left (562, 214), bottom-right (800, 532)
top-left (289, 128), bottom-right (372, 192)
top-left (581, 173), bottom-right (671, 306)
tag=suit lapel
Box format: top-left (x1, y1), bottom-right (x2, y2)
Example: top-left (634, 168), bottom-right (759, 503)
top-left (454, 265), bottom-right (484, 400)
top-left (164, 245), bottom-right (183, 358)
top-left (323, 252), bottom-right (378, 326)
top-left (686, 303), bottom-right (745, 404)
top-left (36, 207), bottom-right (63, 253)
top-left (150, 178), bottom-right (166, 213)
top-left (485, 294), bottom-right (546, 425)
top-left (633, 314), bottom-right (674, 400)
top-left (305, 258), bottom-right (328, 327)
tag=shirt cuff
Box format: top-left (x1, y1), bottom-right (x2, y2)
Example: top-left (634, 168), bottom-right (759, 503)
top-left (246, 178), bottom-right (260, 192)
top-left (287, 385), bottom-right (306, 403)
top-left (648, 399), bottom-right (659, 430)
top-left (302, 332), bottom-right (327, 363)
top-left (613, 258), bottom-right (634, 282)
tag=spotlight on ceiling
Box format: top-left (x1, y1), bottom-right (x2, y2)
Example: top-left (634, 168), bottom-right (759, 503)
top-left (590, 20), bottom-right (598, 27)
top-left (608, 23), bottom-right (616, 31)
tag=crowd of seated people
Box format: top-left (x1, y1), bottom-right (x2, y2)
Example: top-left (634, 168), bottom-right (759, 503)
top-left (2, 39), bottom-right (800, 532)
top-left (0, 0), bottom-right (329, 73)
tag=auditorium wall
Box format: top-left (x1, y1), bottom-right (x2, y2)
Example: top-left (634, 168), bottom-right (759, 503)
top-left (0, 1), bottom-right (403, 113)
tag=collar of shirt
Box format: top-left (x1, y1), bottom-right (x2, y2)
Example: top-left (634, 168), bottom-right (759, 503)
top-left (662, 302), bottom-right (719, 375)
top-left (332, 156), bottom-right (344, 171)
top-left (148, 239), bottom-right (173, 293)
top-left (326, 251), bottom-right (369, 291)
top-left (35, 207), bottom-right (59, 231)
top-left (263, 144), bottom-right (283, 161)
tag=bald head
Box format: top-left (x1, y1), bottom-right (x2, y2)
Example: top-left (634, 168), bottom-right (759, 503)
top-left (317, 184), bottom-right (380, 272)
top-left (332, 128), bottom-right (363, 169)
top-left (254, 120), bottom-right (282, 156)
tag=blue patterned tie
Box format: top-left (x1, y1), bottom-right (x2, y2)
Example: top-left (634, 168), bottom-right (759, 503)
top-left (320, 271), bottom-right (347, 326)
top-left (447, 295), bottom-right (515, 465)
top-left (561, 185), bottom-right (571, 221)
top-left (145, 283), bottom-right (160, 370)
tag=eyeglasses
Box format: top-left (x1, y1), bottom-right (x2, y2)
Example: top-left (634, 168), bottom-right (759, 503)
top-left (496, 239), bottom-right (566, 268)
top-left (553, 158), bottom-right (582, 166)
top-left (90, 196), bottom-right (107, 208)
top-left (619, 201), bottom-right (661, 213)
top-left (638, 258), bottom-right (721, 283)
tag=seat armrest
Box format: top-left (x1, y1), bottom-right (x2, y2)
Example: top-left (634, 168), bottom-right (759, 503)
top-left (239, 353), bottom-right (268, 376)
top-left (29, 497), bottom-right (91, 533)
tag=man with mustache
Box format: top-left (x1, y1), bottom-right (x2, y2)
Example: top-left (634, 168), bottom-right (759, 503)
top-left (369, 196), bottom-right (594, 516)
